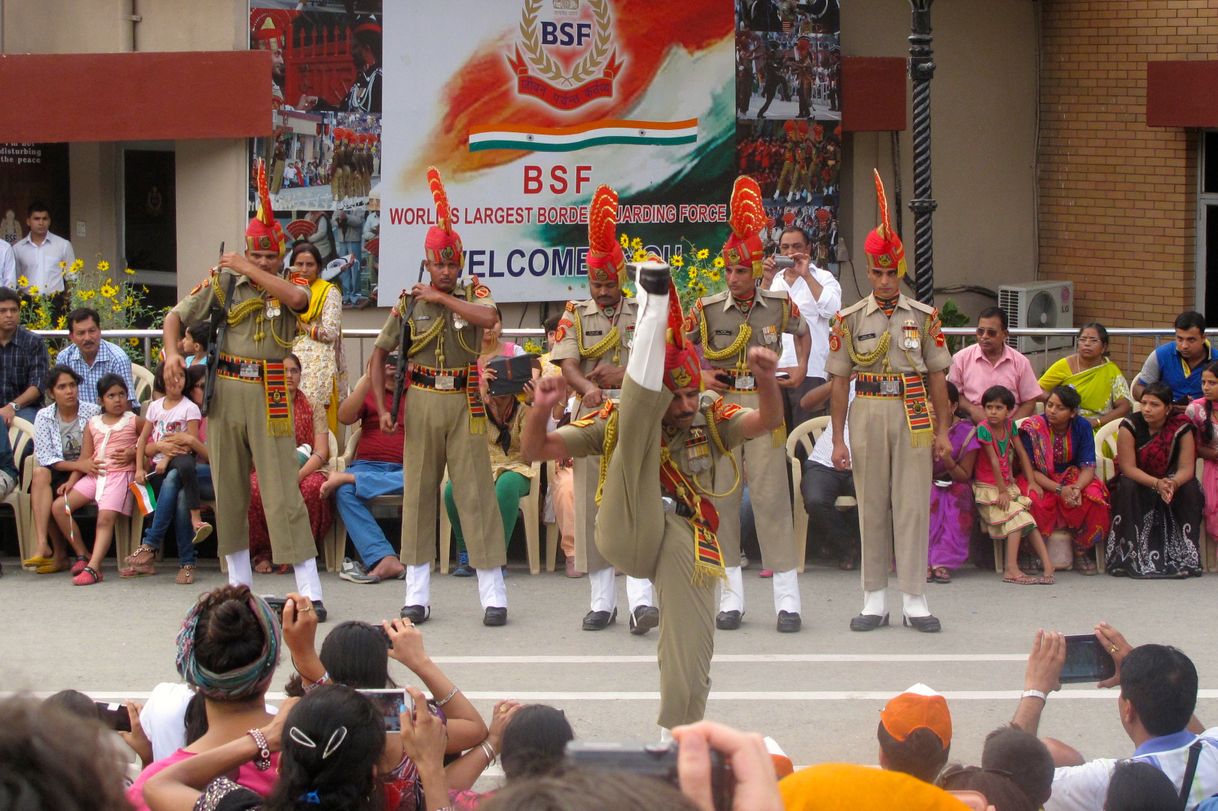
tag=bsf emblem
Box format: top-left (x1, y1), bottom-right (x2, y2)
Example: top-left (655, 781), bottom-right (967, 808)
top-left (507, 0), bottom-right (621, 111)
top-left (672, 367), bottom-right (692, 388)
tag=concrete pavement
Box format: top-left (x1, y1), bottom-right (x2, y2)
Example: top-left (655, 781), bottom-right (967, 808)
top-left (2, 556), bottom-right (1215, 772)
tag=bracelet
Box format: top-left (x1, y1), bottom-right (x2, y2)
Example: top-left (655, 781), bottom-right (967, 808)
top-left (480, 740), bottom-right (498, 766)
top-left (1021, 689), bottom-right (1048, 703)
top-left (246, 728), bottom-right (272, 771)
top-left (435, 685), bottom-right (459, 707)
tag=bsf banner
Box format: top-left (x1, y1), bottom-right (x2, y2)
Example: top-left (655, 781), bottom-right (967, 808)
top-left (379, 0), bottom-right (736, 304)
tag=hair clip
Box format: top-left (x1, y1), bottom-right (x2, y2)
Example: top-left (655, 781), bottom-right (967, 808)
top-left (299, 790), bottom-right (321, 805)
top-left (289, 726), bottom-right (317, 749)
top-left (322, 726), bottom-right (348, 759)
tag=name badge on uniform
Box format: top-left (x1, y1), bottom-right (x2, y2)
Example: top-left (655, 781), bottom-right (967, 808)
top-left (435, 374), bottom-right (455, 391)
top-left (762, 324), bottom-right (778, 345)
top-left (857, 332), bottom-right (877, 341)
top-left (714, 329), bottom-right (734, 337)
top-left (415, 314), bottom-right (431, 323)
top-left (902, 320), bottom-right (921, 350)
top-left (585, 329), bottom-right (603, 337)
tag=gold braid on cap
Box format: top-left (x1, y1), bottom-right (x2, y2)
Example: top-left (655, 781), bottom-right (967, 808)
top-left (728, 176), bottom-right (766, 243)
top-left (427, 166), bottom-right (453, 236)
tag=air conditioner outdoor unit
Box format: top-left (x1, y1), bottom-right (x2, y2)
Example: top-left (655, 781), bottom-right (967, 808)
top-left (997, 281), bottom-right (1074, 353)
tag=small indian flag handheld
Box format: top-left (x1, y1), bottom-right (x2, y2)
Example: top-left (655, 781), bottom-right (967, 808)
top-left (129, 481), bottom-right (156, 516)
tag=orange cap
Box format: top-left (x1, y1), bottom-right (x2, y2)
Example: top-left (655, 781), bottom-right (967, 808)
top-left (880, 683), bottom-right (952, 747)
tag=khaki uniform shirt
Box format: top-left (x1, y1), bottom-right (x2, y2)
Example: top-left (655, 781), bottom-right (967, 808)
top-left (556, 394), bottom-right (752, 497)
top-left (173, 269), bottom-right (305, 360)
top-left (550, 297), bottom-right (637, 413)
top-left (688, 288), bottom-right (807, 373)
top-left (487, 401), bottom-right (534, 480)
top-left (373, 280), bottom-right (495, 370)
top-left (824, 293), bottom-right (951, 378)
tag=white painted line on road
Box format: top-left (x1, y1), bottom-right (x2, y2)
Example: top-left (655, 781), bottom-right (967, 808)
top-left (427, 653), bottom-right (1029, 664)
top-left (53, 688), bottom-right (1218, 702)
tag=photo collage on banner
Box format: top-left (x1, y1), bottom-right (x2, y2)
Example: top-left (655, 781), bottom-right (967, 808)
top-left (250, 0), bottom-right (383, 309)
top-left (735, 0), bottom-right (842, 268)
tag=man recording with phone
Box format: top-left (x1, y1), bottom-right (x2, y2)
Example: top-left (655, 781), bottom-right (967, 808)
top-left (1011, 624), bottom-right (1218, 810)
top-left (763, 225), bottom-right (841, 428)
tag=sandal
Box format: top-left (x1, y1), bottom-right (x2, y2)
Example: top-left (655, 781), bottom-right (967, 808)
top-left (926, 566), bottom-right (935, 583)
top-left (253, 558), bottom-right (273, 574)
top-left (73, 566), bottom-right (103, 586)
top-left (1035, 574), bottom-right (1056, 585)
top-left (35, 560), bottom-right (67, 574)
top-left (176, 565), bottom-right (196, 585)
top-left (120, 545), bottom-right (158, 577)
top-left (191, 523), bottom-right (213, 546)
top-left (22, 554), bottom-right (53, 569)
top-left (1002, 573), bottom-right (1040, 585)
top-left (1073, 555), bottom-right (1098, 576)
top-left (70, 556), bottom-right (89, 576)
top-left (932, 566), bottom-right (952, 584)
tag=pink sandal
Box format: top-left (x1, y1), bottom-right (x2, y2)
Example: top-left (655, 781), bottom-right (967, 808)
top-left (70, 556), bottom-right (88, 576)
top-left (73, 566), bottom-right (103, 586)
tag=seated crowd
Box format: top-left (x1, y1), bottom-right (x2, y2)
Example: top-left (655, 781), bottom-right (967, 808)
top-left (4, 586), bottom-right (1217, 810)
top-left (5, 287), bottom-right (1218, 593)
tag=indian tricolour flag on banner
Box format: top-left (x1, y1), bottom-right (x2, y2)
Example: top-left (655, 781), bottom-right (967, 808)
top-left (468, 118), bottom-right (699, 153)
top-left (129, 481), bottom-right (156, 517)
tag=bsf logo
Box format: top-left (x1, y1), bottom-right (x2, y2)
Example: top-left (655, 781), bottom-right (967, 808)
top-left (507, 0), bottom-right (621, 111)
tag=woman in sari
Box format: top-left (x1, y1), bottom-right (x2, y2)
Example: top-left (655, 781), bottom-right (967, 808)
top-left (1185, 361), bottom-right (1218, 568)
top-left (1038, 322), bottom-right (1132, 431)
top-left (291, 242), bottom-right (348, 434)
top-left (1105, 382), bottom-right (1203, 578)
top-left (1017, 385), bottom-right (1110, 575)
top-left (927, 382), bottom-right (979, 583)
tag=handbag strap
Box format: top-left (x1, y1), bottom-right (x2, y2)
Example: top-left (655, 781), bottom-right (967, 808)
top-left (1180, 739), bottom-right (1204, 808)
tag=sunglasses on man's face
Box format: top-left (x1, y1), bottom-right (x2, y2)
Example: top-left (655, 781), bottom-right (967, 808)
top-left (976, 327), bottom-right (1002, 338)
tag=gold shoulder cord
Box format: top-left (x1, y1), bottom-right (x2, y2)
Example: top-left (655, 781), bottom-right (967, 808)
top-left (839, 316), bottom-right (891, 370)
top-left (223, 283), bottom-right (296, 349)
top-left (454, 283), bottom-right (483, 358)
top-left (699, 309), bottom-right (752, 369)
top-left (573, 308), bottom-right (621, 364)
top-left (593, 406), bottom-right (620, 506)
top-left (678, 406), bottom-right (741, 499)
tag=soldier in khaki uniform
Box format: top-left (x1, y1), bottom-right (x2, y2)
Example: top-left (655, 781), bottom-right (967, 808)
top-left (368, 168), bottom-right (505, 626)
top-left (551, 185), bottom-right (658, 634)
top-left (163, 161), bottom-right (326, 614)
top-left (523, 257), bottom-right (784, 730)
top-left (689, 176), bottom-right (810, 633)
top-left (827, 171), bottom-right (953, 633)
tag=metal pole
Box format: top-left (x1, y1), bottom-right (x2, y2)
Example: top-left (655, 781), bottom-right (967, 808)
top-left (908, 0), bottom-right (936, 305)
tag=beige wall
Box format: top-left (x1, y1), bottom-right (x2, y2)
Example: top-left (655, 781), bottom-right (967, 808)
top-left (841, 0), bottom-right (1038, 317)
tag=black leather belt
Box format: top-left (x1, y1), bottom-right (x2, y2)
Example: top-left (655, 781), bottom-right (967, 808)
top-left (215, 354), bottom-right (265, 381)
top-left (409, 369), bottom-right (469, 390)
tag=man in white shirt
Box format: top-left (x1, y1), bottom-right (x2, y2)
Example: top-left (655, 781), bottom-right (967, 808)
top-left (1011, 624), bottom-right (1218, 810)
top-left (763, 225), bottom-right (841, 430)
top-left (12, 202), bottom-right (75, 314)
top-left (0, 239), bottom-right (14, 289)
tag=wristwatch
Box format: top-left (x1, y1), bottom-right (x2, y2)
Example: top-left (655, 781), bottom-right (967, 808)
top-left (1055, 485), bottom-right (1063, 495)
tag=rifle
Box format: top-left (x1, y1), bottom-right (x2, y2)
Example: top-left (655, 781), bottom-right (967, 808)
top-left (390, 260), bottom-right (427, 426)
top-left (201, 242), bottom-right (236, 418)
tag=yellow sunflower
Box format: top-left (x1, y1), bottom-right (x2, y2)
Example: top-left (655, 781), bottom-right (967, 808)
top-left (671, 255), bottom-right (684, 268)
top-left (712, 257), bottom-right (725, 269)
top-left (696, 248), bottom-right (710, 260)
top-left (97, 260), bottom-right (111, 272)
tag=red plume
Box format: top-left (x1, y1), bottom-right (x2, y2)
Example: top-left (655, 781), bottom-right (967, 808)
top-left (728, 175), bottom-right (766, 241)
top-left (587, 184), bottom-right (620, 256)
top-left (427, 166), bottom-right (452, 235)
top-left (873, 168), bottom-right (891, 242)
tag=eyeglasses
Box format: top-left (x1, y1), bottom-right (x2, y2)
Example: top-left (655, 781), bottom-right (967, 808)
top-left (975, 327), bottom-right (1001, 338)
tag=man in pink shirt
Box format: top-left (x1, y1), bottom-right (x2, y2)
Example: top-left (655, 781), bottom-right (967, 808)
top-left (948, 307), bottom-right (1043, 423)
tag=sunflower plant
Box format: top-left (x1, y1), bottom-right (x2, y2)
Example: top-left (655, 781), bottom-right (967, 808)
top-left (19, 257), bottom-right (169, 365)
top-left (617, 234), bottom-right (726, 314)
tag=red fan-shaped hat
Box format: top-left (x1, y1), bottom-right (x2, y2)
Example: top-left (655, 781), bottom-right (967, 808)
top-left (424, 166), bottom-right (463, 267)
top-left (586, 184), bottom-right (626, 286)
top-left (721, 175), bottom-right (768, 279)
top-left (246, 158), bottom-right (286, 256)
top-left (864, 169), bottom-right (907, 277)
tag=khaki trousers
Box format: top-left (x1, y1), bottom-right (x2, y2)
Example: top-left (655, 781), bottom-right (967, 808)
top-left (572, 456), bottom-right (610, 573)
top-left (398, 386), bottom-right (504, 570)
top-left (207, 376), bottom-right (316, 563)
top-left (848, 396), bottom-right (931, 595)
top-left (598, 378), bottom-right (716, 729)
top-left (710, 391), bottom-right (796, 572)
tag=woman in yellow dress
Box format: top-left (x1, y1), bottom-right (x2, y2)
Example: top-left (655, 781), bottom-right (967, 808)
top-left (1038, 322), bottom-right (1132, 432)
top-left (290, 242), bottom-right (348, 433)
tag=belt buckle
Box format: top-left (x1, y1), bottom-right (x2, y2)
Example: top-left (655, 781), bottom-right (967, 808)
top-left (435, 373), bottom-right (455, 391)
top-left (661, 496), bottom-right (676, 514)
top-left (881, 378), bottom-right (898, 396)
top-left (239, 362), bottom-right (261, 380)
top-left (735, 374), bottom-right (755, 390)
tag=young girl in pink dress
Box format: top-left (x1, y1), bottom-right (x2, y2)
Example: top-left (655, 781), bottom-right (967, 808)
top-left (54, 374), bottom-right (145, 585)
